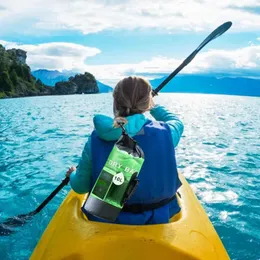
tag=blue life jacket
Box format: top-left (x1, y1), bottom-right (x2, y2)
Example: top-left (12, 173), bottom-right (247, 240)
top-left (87, 119), bottom-right (182, 225)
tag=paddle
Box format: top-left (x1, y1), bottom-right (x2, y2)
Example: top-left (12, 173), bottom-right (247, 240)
top-left (0, 177), bottom-right (70, 236)
top-left (0, 21), bottom-right (232, 236)
top-left (152, 21), bottom-right (232, 96)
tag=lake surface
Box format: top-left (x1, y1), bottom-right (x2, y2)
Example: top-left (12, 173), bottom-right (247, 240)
top-left (0, 93), bottom-right (259, 260)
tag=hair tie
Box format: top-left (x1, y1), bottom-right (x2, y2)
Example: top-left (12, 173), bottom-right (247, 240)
top-left (113, 117), bottom-right (128, 128)
top-left (126, 107), bottom-right (130, 115)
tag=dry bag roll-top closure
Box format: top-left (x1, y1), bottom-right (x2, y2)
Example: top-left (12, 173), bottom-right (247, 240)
top-left (81, 120), bottom-right (145, 222)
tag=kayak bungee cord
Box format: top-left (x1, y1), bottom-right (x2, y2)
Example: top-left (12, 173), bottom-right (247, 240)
top-left (0, 20), bottom-right (232, 236)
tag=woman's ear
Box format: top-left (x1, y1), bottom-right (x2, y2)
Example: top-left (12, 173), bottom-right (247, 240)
top-left (148, 95), bottom-right (155, 110)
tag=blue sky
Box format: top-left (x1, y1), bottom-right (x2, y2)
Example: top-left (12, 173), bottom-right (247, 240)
top-left (0, 0), bottom-right (260, 85)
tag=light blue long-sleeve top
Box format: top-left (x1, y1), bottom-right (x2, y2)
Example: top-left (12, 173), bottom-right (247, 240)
top-left (69, 104), bottom-right (184, 194)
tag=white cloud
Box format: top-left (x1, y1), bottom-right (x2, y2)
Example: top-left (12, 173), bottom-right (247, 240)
top-left (1, 40), bottom-right (260, 86)
top-left (0, 0), bottom-right (260, 35)
top-left (85, 45), bottom-right (260, 85)
top-left (0, 40), bottom-right (101, 71)
top-left (192, 46), bottom-right (260, 72)
top-left (257, 37), bottom-right (260, 41)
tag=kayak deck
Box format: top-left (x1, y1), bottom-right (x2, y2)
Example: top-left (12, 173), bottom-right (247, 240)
top-left (30, 173), bottom-right (230, 260)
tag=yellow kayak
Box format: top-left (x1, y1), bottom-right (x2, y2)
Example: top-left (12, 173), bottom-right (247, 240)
top-left (30, 172), bottom-right (230, 260)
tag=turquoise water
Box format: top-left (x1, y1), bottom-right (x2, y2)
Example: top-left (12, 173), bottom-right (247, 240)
top-left (0, 93), bottom-right (259, 260)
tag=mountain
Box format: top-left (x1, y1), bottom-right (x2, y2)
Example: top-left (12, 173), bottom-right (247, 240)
top-left (150, 75), bottom-right (260, 97)
top-left (32, 69), bottom-right (113, 93)
top-left (54, 72), bottom-right (99, 95)
top-left (32, 69), bottom-right (71, 86)
top-left (0, 45), bottom-right (52, 98)
top-left (96, 80), bottom-right (113, 93)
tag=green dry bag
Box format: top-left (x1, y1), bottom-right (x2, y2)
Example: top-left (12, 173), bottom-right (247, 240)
top-left (81, 121), bottom-right (145, 222)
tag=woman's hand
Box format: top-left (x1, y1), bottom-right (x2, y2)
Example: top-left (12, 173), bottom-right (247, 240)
top-left (66, 166), bottom-right (76, 178)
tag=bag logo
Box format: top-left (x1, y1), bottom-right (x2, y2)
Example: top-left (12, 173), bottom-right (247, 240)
top-left (113, 172), bottom-right (124, 185)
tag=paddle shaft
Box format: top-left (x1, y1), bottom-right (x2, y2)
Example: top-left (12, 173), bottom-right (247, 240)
top-left (152, 51), bottom-right (196, 96)
top-left (33, 177), bottom-right (70, 215)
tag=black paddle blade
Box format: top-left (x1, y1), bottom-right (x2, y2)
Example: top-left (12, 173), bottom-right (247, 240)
top-left (197, 21), bottom-right (232, 52)
top-left (0, 211), bottom-right (36, 236)
top-left (0, 224), bottom-right (15, 236)
top-left (1, 212), bottom-right (35, 227)
top-left (0, 176), bottom-right (70, 236)
top-left (0, 208), bottom-right (49, 237)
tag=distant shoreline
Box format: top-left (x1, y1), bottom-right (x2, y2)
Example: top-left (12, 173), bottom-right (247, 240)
top-left (0, 91), bottom-right (105, 100)
top-left (1, 91), bottom-right (259, 101)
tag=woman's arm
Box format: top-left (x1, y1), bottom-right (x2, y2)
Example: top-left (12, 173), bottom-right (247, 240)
top-left (150, 104), bottom-right (184, 148)
top-left (69, 138), bottom-right (92, 194)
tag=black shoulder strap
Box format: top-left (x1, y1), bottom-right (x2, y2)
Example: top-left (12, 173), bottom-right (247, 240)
top-left (122, 194), bottom-right (177, 214)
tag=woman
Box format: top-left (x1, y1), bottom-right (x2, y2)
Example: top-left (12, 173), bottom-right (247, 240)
top-left (66, 76), bottom-right (184, 225)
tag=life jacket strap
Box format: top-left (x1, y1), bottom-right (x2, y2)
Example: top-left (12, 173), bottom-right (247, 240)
top-left (122, 194), bottom-right (177, 214)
